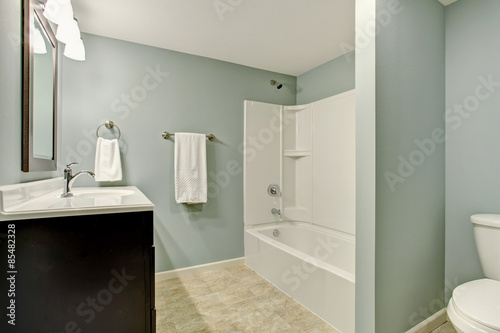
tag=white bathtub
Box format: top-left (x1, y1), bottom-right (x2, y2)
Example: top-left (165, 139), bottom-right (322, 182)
top-left (244, 222), bottom-right (355, 333)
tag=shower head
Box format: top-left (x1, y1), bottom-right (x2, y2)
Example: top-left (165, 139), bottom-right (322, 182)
top-left (270, 80), bottom-right (283, 89)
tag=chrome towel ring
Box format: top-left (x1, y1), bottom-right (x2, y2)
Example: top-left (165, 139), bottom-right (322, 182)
top-left (96, 120), bottom-right (121, 140)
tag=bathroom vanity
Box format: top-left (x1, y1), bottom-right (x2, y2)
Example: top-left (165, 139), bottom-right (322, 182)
top-left (0, 178), bottom-right (155, 333)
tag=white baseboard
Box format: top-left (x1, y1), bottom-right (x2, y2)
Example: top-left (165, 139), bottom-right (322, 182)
top-left (155, 257), bottom-right (245, 282)
top-left (406, 308), bottom-right (447, 333)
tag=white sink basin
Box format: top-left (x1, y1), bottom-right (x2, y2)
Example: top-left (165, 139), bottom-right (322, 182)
top-left (70, 189), bottom-right (135, 199)
top-left (0, 178), bottom-right (154, 220)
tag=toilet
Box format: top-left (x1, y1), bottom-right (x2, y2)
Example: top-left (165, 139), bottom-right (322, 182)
top-left (447, 214), bottom-right (500, 333)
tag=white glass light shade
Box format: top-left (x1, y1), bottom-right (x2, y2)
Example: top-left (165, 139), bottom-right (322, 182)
top-left (43, 0), bottom-right (74, 25)
top-left (64, 39), bottom-right (85, 61)
top-left (56, 19), bottom-right (81, 44)
top-left (32, 28), bottom-right (47, 54)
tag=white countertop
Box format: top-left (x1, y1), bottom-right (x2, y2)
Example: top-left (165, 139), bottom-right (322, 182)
top-left (0, 178), bottom-right (154, 222)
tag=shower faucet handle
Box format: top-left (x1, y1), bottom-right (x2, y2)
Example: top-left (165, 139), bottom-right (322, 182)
top-left (267, 184), bottom-right (280, 197)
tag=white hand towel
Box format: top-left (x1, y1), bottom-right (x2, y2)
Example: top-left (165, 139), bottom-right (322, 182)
top-left (94, 137), bottom-right (122, 182)
top-left (175, 133), bottom-right (207, 204)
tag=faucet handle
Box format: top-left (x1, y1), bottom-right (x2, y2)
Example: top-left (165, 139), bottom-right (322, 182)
top-left (64, 162), bottom-right (78, 176)
top-left (65, 162), bottom-right (78, 170)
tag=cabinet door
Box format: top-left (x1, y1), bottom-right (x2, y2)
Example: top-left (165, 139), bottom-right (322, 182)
top-left (0, 211), bottom-right (154, 333)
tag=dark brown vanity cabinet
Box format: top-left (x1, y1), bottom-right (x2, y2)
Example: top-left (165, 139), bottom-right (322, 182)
top-left (0, 211), bottom-right (155, 333)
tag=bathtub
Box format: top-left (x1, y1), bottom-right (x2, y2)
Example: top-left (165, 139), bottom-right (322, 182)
top-left (244, 222), bottom-right (355, 333)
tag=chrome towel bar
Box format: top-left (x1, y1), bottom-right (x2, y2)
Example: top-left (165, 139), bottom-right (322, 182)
top-left (162, 132), bottom-right (215, 141)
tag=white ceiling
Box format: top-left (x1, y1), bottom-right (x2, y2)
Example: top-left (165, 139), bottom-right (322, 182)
top-left (72, 0), bottom-right (355, 76)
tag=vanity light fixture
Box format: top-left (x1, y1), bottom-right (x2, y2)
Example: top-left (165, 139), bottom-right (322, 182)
top-left (56, 18), bottom-right (81, 44)
top-left (42, 0), bottom-right (73, 25)
top-left (41, 0), bottom-right (85, 61)
top-left (63, 38), bottom-right (85, 61)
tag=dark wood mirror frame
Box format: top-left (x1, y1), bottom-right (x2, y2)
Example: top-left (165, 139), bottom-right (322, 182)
top-left (22, 0), bottom-right (58, 172)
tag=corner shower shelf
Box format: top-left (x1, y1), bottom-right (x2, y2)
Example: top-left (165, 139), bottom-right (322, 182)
top-left (284, 206), bottom-right (312, 221)
top-left (283, 150), bottom-right (311, 157)
top-left (283, 104), bottom-right (310, 112)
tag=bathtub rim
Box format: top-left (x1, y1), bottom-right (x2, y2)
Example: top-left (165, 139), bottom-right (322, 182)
top-left (245, 221), bottom-right (355, 283)
top-left (246, 220), bottom-right (355, 241)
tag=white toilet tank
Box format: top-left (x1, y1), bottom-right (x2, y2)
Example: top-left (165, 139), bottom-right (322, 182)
top-left (471, 214), bottom-right (500, 281)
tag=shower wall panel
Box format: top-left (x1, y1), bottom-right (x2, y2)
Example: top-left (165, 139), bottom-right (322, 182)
top-left (312, 90), bottom-right (356, 235)
top-left (243, 101), bottom-right (282, 226)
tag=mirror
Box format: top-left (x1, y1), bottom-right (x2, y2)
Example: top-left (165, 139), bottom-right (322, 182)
top-left (22, 0), bottom-right (58, 172)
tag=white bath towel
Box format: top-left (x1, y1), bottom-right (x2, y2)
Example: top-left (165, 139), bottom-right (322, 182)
top-left (174, 133), bottom-right (207, 204)
top-left (94, 137), bottom-right (122, 182)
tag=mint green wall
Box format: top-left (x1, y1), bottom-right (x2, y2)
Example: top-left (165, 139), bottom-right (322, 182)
top-left (375, 0), bottom-right (445, 331)
top-left (296, 51), bottom-right (355, 105)
top-left (60, 33), bottom-right (296, 272)
top-left (445, 0), bottom-right (500, 300)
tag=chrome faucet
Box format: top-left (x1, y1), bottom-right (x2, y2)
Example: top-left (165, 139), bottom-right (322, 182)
top-left (61, 162), bottom-right (95, 198)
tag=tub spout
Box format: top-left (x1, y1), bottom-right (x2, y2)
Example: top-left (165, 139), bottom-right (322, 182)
top-left (271, 208), bottom-right (281, 216)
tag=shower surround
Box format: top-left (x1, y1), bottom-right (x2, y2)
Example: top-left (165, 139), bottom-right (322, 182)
top-left (243, 90), bottom-right (356, 332)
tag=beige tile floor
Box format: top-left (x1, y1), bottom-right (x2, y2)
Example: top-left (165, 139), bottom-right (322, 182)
top-left (155, 264), bottom-right (339, 332)
top-left (431, 322), bottom-right (457, 333)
